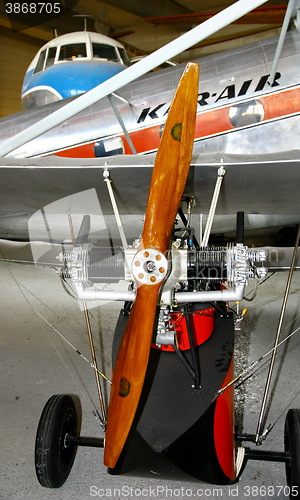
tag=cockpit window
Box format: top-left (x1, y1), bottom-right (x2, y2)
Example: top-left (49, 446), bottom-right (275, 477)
top-left (92, 43), bottom-right (118, 62)
top-left (59, 43), bottom-right (87, 61)
top-left (45, 47), bottom-right (57, 68)
top-left (118, 47), bottom-right (130, 66)
top-left (34, 49), bottom-right (46, 73)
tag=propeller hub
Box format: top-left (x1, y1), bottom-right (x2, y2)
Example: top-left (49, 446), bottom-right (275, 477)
top-left (132, 248), bottom-right (168, 285)
top-left (146, 260), bottom-right (156, 273)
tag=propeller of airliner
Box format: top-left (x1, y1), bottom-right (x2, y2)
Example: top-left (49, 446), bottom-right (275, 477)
top-left (104, 62), bottom-right (200, 468)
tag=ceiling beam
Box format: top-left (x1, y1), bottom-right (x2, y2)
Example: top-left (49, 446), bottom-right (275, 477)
top-left (100, 0), bottom-right (192, 18)
top-left (0, 9), bottom-right (95, 41)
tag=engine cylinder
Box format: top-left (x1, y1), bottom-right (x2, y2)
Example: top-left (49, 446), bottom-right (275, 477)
top-left (86, 246), bottom-right (124, 283)
top-left (187, 248), bottom-right (227, 287)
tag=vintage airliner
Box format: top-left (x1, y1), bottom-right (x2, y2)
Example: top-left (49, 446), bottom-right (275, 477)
top-left (0, 17), bottom-right (300, 160)
top-left (21, 30), bottom-right (129, 110)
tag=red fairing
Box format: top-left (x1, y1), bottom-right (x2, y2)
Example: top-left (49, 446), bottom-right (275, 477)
top-left (214, 358), bottom-right (236, 481)
top-left (152, 307), bottom-right (215, 351)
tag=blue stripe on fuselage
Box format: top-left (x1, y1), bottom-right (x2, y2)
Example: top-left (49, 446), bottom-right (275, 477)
top-left (22, 60), bottom-right (126, 98)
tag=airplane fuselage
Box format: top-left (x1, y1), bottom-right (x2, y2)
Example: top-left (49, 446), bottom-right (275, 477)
top-left (1, 30), bottom-right (300, 160)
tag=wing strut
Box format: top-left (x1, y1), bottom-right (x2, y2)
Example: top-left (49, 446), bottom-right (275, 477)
top-left (255, 225), bottom-right (300, 443)
top-left (269, 0), bottom-right (300, 85)
top-left (69, 215), bottom-right (107, 429)
top-left (103, 169), bottom-right (128, 249)
top-left (108, 95), bottom-right (137, 154)
top-left (104, 62), bottom-right (200, 469)
top-left (201, 163), bottom-right (226, 247)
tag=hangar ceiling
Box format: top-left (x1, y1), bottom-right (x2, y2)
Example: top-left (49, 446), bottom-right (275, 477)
top-left (0, 0), bottom-right (290, 62)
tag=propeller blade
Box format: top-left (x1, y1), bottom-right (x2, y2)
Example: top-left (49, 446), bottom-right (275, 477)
top-left (104, 62), bottom-right (200, 468)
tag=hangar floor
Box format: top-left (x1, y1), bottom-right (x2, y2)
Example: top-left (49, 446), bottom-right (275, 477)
top-left (1, 261), bottom-right (300, 500)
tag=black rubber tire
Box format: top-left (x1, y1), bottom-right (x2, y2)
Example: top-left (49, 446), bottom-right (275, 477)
top-left (35, 394), bottom-right (81, 488)
top-left (284, 409), bottom-right (300, 498)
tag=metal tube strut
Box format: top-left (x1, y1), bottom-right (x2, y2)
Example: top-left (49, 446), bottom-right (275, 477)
top-left (83, 304), bottom-right (107, 428)
top-left (108, 95), bottom-right (137, 154)
top-left (202, 165), bottom-right (226, 247)
top-left (269, 0), bottom-right (299, 85)
top-left (68, 216), bottom-right (107, 428)
top-left (255, 225), bottom-right (300, 443)
top-left (103, 169), bottom-right (128, 250)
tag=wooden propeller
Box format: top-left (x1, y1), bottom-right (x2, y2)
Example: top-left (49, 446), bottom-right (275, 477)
top-left (104, 62), bottom-right (200, 468)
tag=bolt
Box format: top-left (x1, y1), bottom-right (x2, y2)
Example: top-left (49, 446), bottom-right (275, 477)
top-left (146, 261), bottom-right (156, 273)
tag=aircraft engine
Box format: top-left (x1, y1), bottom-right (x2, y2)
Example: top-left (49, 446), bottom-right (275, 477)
top-left (58, 242), bottom-right (268, 302)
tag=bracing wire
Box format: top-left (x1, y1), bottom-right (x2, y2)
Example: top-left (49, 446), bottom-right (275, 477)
top-left (1, 259), bottom-right (112, 429)
top-left (219, 325), bottom-right (300, 396)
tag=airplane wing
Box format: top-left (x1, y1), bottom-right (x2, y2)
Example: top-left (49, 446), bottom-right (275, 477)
top-left (1, 150), bottom-right (300, 236)
top-left (0, 149), bottom-right (299, 271)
